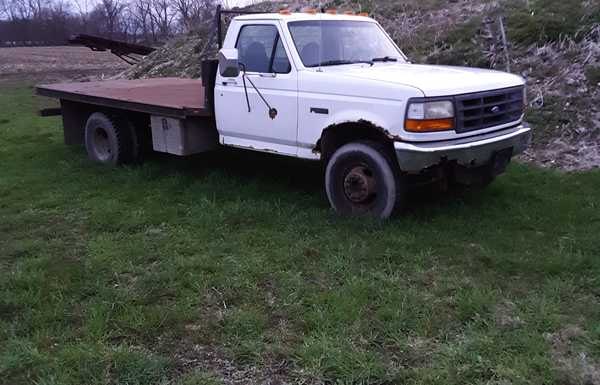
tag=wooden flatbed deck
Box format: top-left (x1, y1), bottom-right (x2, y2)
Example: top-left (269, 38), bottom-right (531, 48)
top-left (36, 78), bottom-right (210, 119)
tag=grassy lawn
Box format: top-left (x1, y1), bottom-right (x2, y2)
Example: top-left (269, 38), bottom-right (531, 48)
top-left (1, 83), bottom-right (600, 385)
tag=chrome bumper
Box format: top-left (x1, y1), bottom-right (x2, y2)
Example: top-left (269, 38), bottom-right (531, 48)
top-left (394, 124), bottom-right (532, 173)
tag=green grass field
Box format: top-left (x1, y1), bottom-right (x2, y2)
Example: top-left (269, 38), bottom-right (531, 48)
top-left (1, 84), bottom-right (599, 385)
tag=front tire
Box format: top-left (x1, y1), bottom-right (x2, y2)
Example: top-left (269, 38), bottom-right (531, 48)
top-left (325, 141), bottom-right (401, 219)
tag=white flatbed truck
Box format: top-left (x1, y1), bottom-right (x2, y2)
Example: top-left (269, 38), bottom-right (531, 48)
top-left (37, 9), bottom-right (531, 218)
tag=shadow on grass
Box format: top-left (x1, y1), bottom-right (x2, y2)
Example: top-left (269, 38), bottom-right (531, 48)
top-left (158, 147), bottom-right (324, 196)
top-left (128, 145), bottom-right (494, 222)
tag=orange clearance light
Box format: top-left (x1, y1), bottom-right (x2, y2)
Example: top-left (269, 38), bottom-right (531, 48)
top-left (357, 12), bottom-right (369, 17)
top-left (303, 7), bottom-right (317, 14)
top-left (279, 9), bottom-right (291, 15)
top-left (343, 11), bottom-right (355, 15)
top-left (405, 118), bottom-right (454, 132)
top-left (325, 9), bottom-right (337, 14)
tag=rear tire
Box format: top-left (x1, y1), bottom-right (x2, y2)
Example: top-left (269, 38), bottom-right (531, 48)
top-left (84, 112), bottom-right (139, 165)
top-left (325, 141), bottom-right (402, 219)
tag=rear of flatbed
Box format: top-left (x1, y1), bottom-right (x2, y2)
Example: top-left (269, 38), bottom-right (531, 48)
top-left (36, 62), bottom-right (220, 158)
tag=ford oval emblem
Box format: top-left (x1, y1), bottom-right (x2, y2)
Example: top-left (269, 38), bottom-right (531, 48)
top-left (491, 105), bottom-right (501, 114)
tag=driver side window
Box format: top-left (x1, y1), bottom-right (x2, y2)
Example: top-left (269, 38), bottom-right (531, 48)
top-left (236, 25), bottom-right (291, 74)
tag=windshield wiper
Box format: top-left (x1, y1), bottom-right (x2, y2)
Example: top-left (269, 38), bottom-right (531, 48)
top-left (316, 59), bottom-right (374, 67)
top-left (372, 56), bottom-right (398, 63)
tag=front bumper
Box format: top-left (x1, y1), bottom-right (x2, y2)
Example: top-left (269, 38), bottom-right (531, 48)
top-left (393, 123), bottom-right (532, 173)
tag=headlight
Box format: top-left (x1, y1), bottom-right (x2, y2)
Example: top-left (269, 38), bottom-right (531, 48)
top-left (405, 100), bottom-right (455, 132)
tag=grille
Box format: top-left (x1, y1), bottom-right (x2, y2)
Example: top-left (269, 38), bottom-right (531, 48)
top-left (455, 86), bottom-right (524, 133)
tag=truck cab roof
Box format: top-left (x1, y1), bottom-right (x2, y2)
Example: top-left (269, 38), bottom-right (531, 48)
top-left (233, 12), bottom-right (375, 23)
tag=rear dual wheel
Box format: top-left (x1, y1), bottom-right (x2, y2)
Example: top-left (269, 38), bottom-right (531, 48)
top-left (325, 141), bottom-right (403, 219)
top-left (84, 112), bottom-right (142, 165)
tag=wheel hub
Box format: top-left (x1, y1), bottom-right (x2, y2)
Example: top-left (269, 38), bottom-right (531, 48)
top-left (93, 127), bottom-right (111, 161)
top-left (343, 165), bottom-right (376, 204)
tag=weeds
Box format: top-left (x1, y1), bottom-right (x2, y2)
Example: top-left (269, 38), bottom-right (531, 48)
top-left (586, 66), bottom-right (600, 87)
top-left (504, 0), bottom-right (600, 45)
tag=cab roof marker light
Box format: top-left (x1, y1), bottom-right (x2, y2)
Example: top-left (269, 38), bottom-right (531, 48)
top-left (357, 12), bottom-right (369, 17)
top-left (279, 9), bottom-right (292, 15)
top-left (343, 11), bottom-right (355, 15)
top-left (302, 7), bottom-right (317, 14)
top-left (325, 9), bottom-right (337, 14)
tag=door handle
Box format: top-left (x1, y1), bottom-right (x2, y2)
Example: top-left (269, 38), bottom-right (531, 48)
top-left (259, 73), bottom-right (277, 78)
top-left (222, 80), bottom-right (238, 86)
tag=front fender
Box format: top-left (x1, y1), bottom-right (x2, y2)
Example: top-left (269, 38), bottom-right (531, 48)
top-left (296, 71), bottom-right (424, 157)
top-left (323, 109), bottom-right (391, 136)
top-left (297, 93), bottom-right (409, 151)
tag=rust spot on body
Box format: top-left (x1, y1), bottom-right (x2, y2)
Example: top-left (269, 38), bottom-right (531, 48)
top-left (313, 119), bottom-right (404, 156)
top-left (356, 119), bottom-right (405, 141)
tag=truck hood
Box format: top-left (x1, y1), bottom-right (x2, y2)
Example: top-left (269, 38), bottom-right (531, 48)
top-left (321, 63), bottom-right (524, 96)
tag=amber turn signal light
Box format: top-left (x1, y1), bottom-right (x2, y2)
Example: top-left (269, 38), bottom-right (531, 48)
top-left (405, 118), bottom-right (454, 132)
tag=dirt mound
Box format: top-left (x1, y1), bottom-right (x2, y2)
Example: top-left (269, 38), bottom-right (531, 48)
top-left (117, 1), bottom-right (280, 79)
top-left (119, 34), bottom-right (213, 79)
top-left (519, 26), bottom-right (600, 171)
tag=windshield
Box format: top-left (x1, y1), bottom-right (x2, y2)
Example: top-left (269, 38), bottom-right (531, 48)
top-left (288, 20), bottom-right (405, 68)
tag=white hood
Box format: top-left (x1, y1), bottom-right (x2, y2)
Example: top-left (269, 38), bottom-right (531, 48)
top-left (322, 63), bottom-right (524, 96)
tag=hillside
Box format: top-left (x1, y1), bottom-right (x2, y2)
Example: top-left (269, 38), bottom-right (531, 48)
top-left (119, 0), bottom-right (600, 171)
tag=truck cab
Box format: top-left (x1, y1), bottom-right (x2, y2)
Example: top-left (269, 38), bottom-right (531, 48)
top-left (215, 12), bottom-right (531, 217)
top-left (38, 10), bottom-right (531, 219)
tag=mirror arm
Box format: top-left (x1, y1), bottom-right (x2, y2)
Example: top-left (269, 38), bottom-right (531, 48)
top-left (239, 63), bottom-right (251, 113)
top-left (240, 63), bottom-right (277, 119)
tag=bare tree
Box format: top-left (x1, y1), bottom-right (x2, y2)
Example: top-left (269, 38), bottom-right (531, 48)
top-left (72, 0), bottom-right (91, 32)
top-left (150, 0), bottom-right (173, 40)
top-left (48, 0), bottom-right (70, 40)
top-left (0, 0), bottom-right (221, 46)
top-left (171, 0), bottom-right (200, 31)
top-left (173, 0), bottom-right (216, 32)
top-left (101, 0), bottom-right (126, 38)
top-left (20, 0), bottom-right (50, 20)
top-left (131, 0), bottom-right (154, 42)
top-left (122, 7), bottom-right (139, 41)
top-left (11, 0), bottom-right (34, 19)
top-left (0, 0), bottom-right (8, 19)
top-left (50, 0), bottom-right (70, 19)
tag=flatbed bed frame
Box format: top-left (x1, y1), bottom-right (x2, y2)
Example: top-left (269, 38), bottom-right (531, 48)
top-left (36, 78), bottom-right (210, 119)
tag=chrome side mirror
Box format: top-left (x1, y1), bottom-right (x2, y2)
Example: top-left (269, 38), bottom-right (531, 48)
top-left (218, 48), bottom-right (240, 77)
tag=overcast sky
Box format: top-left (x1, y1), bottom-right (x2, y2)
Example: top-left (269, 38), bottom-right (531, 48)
top-left (0, 0), bottom-right (265, 17)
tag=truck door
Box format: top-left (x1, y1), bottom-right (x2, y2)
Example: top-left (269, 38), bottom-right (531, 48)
top-left (215, 22), bottom-right (298, 156)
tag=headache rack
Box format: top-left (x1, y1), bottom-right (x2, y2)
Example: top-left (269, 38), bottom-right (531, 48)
top-left (68, 34), bottom-right (156, 65)
top-left (455, 86), bottom-right (524, 133)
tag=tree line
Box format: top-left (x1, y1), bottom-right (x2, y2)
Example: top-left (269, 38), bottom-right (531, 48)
top-left (0, 0), bottom-right (256, 46)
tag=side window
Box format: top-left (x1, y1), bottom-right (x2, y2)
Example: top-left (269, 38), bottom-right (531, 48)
top-left (271, 37), bottom-right (291, 74)
top-left (236, 25), bottom-right (291, 74)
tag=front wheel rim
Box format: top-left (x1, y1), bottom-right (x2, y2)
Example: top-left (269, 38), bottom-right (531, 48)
top-left (343, 164), bottom-right (377, 205)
